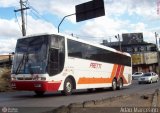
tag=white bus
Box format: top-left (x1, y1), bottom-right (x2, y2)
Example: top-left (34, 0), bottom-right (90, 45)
top-left (11, 33), bottom-right (132, 96)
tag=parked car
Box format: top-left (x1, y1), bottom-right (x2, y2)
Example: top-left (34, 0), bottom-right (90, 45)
top-left (138, 72), bottom-right (159, 84)
top-left (132, 72), bottom-right (143, 80)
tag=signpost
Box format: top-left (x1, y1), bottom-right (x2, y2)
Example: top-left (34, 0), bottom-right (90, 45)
top-left (58, 0), bottom-right (105, 33)
top-left (76, 0), bottom-right (105, 22)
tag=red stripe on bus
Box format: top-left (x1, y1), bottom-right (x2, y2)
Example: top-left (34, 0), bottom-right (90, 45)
top-left (119, 66), bottom-right (128, 84)
top-left (11, 81), bottom-right (61, 92)
top-left (115, 65), bottom-right (122, 78)
top-left (110, 64), bottom-right (118, 79)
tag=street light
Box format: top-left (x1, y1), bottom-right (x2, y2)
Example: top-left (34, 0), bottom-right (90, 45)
top-left (115, 34), bottom-right (122, 52)
top-left (58, 13), bottom-right (75, 33)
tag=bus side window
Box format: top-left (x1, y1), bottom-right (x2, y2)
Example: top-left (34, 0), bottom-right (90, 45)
top-left (48, 48), bottom-right (59, 76)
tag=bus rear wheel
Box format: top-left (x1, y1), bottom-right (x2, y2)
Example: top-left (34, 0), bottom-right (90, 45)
top-left (112, 79), bottom-right (117, 91)
top-left (117, 78), bottom-right (123, 90)
top-left (35, 91), bottom-right (45, 96)
top-left (87, 88), bottom-right (94, 93)
top-left (62, 78), bottom-right (73, 96)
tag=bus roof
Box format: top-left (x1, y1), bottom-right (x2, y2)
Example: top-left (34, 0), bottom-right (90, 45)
top-left (19, 32), bottom-right (131, 57)
top-left (64, 34), bottom-right (131, 57)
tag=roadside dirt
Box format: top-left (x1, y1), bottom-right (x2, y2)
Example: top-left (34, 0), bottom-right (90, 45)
top-left (93, 94), bottom-right (152, 107)
top-left (0, 68), bottom-right (11, 92)
top-left (48, 93), bottom-right (158, 113)
top-left (158, 95), bottom-right (160, 107)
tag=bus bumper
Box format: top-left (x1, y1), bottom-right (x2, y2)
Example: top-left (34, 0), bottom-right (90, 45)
top-left (11, 81), bottom-right (61, 92)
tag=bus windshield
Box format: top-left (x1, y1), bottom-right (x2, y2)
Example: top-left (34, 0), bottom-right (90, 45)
top-left (12, 35), bottom-right (49, 74)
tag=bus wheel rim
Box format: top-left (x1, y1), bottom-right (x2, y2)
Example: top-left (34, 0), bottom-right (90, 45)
top-left (119, 80), bottom-right (122, 88)
top-left (66, 82), bottom-right (72, 92)
top-left (113, 80), bottom-right (116, 89)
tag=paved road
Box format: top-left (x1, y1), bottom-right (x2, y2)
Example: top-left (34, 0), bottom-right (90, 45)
top-left (0, 80), bottom-right (160, 113)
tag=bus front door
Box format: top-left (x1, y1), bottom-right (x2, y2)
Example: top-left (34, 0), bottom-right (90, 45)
top-left (48, 48), bottom-right (59, 75)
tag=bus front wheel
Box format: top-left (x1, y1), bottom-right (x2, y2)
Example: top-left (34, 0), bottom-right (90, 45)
top-left (35, 91), bottom-right (45, 96)
top-left (62, 78), bottom-right (73, 96)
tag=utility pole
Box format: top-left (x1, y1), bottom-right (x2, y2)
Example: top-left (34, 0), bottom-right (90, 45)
top-left (20, 0), bottom-right (26, 36)
top-left (155, 32), bottom-right (158, 47)
top-left (155, 32), bottom-right (160, 75)
top-left (14, 0), bottom-right (29, 36)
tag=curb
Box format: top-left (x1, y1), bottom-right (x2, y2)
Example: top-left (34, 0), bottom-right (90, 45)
top-left (50, 95), bottom-right (130, 113)
top-left (151, 89), bottom-right (159, 107)
top-left (49, 90), bottom-right (159, 113)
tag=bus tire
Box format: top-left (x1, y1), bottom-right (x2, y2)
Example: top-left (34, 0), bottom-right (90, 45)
top-left (117, 78), bottom-right (123, 90)
top-left (95, 88), bottom-right (104, 92)
top-left (112, 79), bottom-right (117, 91)
top-left (35, 91), bottom-right (45, 96)
top-left (62, 78), bottom-right (73, 96)
top-left (87, 88), bottom-right (94, 93)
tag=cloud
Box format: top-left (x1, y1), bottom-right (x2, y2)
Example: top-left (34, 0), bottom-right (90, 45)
top-left (0, 0), bottom-right (18, 7)
top-left (1, 0), bottom-right (159, 23)
top-left (0, 16), bottom-right (57, 54)
top-left (77, 15), bottom-right (156, 44)
top-left (26, 16), bottom-right (57, 35)
top-left (0, 0), bottom-right (159, 54)
top-left (73, 16), bottom-right (129, 42)
top-left (29, 0), bottom-right (87, 15)
top-left (0, 18), bottom-right (21, 39)
top-left (105, 0), bottom-right (156, 17)
top-left (0, 38), bottom-right (17, 55)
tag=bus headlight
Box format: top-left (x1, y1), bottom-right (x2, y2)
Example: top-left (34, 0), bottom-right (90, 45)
top-left (11, 77), bottom-right (16, 80)
top-left (40, 77), bottom-right (46, 80)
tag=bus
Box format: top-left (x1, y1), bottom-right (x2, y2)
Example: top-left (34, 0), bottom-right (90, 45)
top-left (11, 33), bottom-right (132, 96)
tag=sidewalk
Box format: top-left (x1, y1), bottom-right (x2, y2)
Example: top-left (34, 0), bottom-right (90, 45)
top-left (46, 89), bottom-right (160, 113)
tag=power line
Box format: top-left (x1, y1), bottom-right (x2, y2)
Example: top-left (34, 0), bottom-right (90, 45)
top-left (14, 9), bottom-right (22, 33)
top-left (30, 9), bottom-right (42, 19)
top-left (27, 1), bottom-right (51, 23)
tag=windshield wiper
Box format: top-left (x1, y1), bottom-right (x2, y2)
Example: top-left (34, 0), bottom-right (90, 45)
top-left (15, 53), bottom-right (28, 75)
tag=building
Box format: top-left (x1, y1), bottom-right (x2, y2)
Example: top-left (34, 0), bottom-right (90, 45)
top-left (102, 33), bottom-right (159, 74)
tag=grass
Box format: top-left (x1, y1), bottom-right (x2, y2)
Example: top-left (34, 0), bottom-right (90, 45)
top-left (0, 68), bottom-right (12, 92)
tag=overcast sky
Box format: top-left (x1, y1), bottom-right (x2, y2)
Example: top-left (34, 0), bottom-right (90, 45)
top-left (0, 0), bottom-right (160, 54)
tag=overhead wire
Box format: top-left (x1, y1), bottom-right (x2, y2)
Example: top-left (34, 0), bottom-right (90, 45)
top-left (14, 9), bottom-right (22, 33)
top-left (27, 1), bottom-right (50, 23)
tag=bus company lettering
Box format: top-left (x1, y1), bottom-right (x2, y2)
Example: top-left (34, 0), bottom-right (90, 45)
top-left (90, 63), bottom-right (102, 69)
